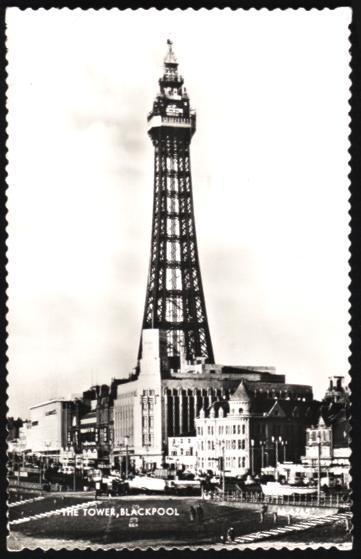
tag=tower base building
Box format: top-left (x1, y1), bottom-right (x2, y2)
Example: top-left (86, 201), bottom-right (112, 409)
top-left (113, 329), bottom-right (315, 471)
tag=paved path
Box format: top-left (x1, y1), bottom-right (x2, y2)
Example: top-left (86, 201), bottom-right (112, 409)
top-left (9, 501), bottom-right (97, 526)
top-left (230, 512), bottom-right (352, 545)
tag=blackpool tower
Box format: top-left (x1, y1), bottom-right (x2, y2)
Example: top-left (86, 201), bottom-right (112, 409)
top-left (139, 40), bottom-right (214, 367)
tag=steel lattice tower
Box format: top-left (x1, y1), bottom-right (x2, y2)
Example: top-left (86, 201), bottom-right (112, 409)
top-left (139, 40), bottom-right (214, 367)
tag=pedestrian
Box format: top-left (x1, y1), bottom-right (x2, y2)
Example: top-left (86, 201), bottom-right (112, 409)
top-left (259, 503), bottom-right (267, 523)
top-left (273, 511), bottom-right (278, 524)
top-left (189, 505), bottom-right (196, 522)
top-left (221, 525), bottom-right (228, 543)
top-left (197, 504), bottom-right (204, 523)
top-left (226, 526), bottom-right (235, 542)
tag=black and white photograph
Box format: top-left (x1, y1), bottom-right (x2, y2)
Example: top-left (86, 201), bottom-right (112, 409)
top-left (6, 7), bottom-right (352, 550)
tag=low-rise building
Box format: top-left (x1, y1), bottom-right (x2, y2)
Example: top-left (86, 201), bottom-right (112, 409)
top-left (27, 399), bottom-right (73, 456)
top-left (8, 420), bottom-right (32, 454)
top-left (7, 417), bottom-right (23, 442)
top-left (301, 377), bottom-right (351, 487)
top-left (166, 436), bottom-right (197, 471)
top-left (68, 379), bottom-right (127, 464)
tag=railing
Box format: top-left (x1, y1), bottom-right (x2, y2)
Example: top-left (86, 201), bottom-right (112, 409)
top-left (209, 490), bottom-right (350, 509)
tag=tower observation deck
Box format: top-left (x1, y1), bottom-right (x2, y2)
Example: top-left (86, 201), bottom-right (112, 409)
top-left (139, 40), bottom-right (214, 368)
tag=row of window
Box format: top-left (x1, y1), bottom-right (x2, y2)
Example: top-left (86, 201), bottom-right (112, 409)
top-left (170, 449), bottom-right (194, 456)
top-left (143, 390), bottom-right (155, 396)
top-left (197, 424), bottom-right (246, 436)
top-left (200, 456), bottom-right (246, 469)
top-left (171, 438), bottom-right (193, 445)
top-left (308, 429), bottom-right (331, 443)
top-left (199, 439), bottom-right (247, 452)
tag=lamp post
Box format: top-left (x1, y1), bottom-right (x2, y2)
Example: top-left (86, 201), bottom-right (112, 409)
top-left (251, 439), bottom-right (255, 477)
top-left (271, 436), bottom-right (280, 480)
top-left (221, 442), bottom-right (225, 497)
top-left (73, 448), bottom-right (76, 492)
top-left (67, 446), bottom-right (76, 492)
top-left (260, 441), bottom-right (265, 470)
top-left (124, 436), bottom-right (129, 479)
top-left (317, 432), bottom-right (321, 506)
top-left (282, 440), bottom-right (288, 463)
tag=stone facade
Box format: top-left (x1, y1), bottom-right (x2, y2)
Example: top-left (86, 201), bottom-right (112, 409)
top-left (195, 380), bottom-right (319, 477)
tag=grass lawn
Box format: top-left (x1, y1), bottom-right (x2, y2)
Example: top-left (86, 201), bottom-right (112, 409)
top-left (10, 497), bottom-right (289, 545)
top-left (8, 491), bottom-right (43, 504)
top-left (9, 496), bottom-right (89, 522)
top-left (276, 517), bottom-right (351, 545)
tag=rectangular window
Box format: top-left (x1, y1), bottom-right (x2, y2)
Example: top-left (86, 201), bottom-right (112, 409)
top-left (233, 425), bottom-right (236, 434)
top-left (238, 440), bottom-right (242, 449)
top-left (242, 424), bottom-right (245, 435)
top-left (242, 457), bottom-right (246, 468)
top-left (237, 425), bottom-right (241, 434)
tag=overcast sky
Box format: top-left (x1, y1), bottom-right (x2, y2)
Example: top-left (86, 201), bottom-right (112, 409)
top-left (6, 8), bottom-right (351, 418)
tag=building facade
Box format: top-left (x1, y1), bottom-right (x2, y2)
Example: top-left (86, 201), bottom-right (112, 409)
top-left (301, 376), bottom-right (351, 486)
top-left (67, 378), bottom-right (127, 462)
top-left (166, 436), bottom-right (197, 471)
top-left (195, 380), bottom-right (318, 477)
top-left (27, 399), bottom-right (73, 455)
top-left (113, 328), bottom-right (316, 470)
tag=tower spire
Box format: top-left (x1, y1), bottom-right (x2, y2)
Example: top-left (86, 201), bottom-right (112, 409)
top-left (164, 39), bottom-right (177, 65)
top-left (138, 43), bottom-right (214, 369)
